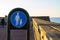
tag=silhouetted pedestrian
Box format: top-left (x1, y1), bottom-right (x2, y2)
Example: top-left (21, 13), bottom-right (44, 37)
top-left (1, 18), bottom-right (5, 28)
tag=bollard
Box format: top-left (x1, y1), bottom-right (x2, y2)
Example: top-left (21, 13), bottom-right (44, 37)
top-left (7, 8), bottom-right (30, 40)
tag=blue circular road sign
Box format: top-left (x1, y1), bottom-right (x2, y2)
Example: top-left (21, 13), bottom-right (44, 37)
top-left (10, 11), bottom-right (27, 28)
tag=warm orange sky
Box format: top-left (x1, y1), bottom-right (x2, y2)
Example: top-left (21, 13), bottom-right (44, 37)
top-left (0, 0), bottom-right (60, 17)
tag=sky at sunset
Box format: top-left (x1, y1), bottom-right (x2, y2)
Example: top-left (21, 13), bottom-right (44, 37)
top-left (0, 0), bottom-right (60, 17)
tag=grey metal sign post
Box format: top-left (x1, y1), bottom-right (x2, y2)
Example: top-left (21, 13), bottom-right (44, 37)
top-left (8, 8), bottom-right (30, 40)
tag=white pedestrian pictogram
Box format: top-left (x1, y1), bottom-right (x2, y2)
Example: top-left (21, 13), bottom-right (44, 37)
top-left (20, 19), bottom-right (22, 25)
top-left (15, 13), bottom-right (20, 25)
top-left (15, 12), bottom-right (22, 25)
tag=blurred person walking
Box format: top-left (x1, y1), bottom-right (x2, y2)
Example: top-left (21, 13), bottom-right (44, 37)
top-left (1, 18), bottom-right (5, 28)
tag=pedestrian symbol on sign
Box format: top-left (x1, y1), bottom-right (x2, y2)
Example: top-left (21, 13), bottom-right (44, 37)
top-left (15, 13), bottom-right (20, 25)
top-left (15, 13), bottom-right (22, 25)
top-left (10, 11), bottom-right (27, 28)
top-left (20, 19), bottom-right (22, 25)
